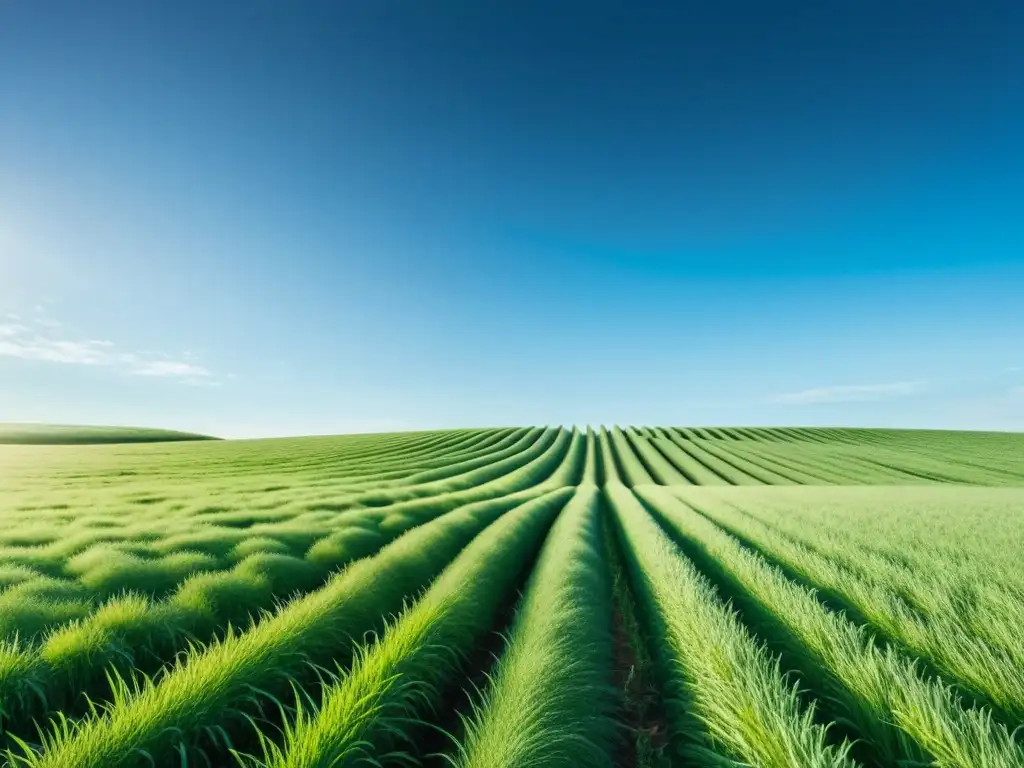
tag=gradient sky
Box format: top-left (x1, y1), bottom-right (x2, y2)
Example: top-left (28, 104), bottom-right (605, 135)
top-left (2, 1), bottom-right (1022, 437)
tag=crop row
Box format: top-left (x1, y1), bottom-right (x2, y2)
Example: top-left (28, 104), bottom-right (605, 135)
top-left (3, 484), bottom-right (1019, 766)
top-left (1, 427), bottom-right (1022, 767)
top-left (0, 426), bottom-right (584, 748)
top-left (636, 486), bottom-right (1024, 767)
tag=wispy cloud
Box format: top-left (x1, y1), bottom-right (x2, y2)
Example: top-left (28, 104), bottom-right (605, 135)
top-left (772, 381), bottom-right (925, 404)
top-left (132, 360), bottom-right (210, 378)
top-left (0, 313), bottom-right (219, 384)
top-left (0, 331), bottom-right (114, 365)
top-left (131, 359), bottom-right (217, 385)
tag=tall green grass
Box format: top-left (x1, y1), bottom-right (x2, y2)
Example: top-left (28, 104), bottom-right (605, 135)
top-left (606, 427), bottom-right (655, 486)
top-left (2, 426), bottom-right (1024, 767)
top-left (682, 491), bottom-right (1024, 723)
top-left (608, 483), bottom-right (855, 768)
top-left (381, 427), bottom-right (539, 486)
top-left (347, 427), bottom-right (560, 506)
top-left (450, 484), bottom-right (617, 768)
top-left (0, 512), bottom-right (392, 739)
top-left (622, 428), bottom-right (690, 485)
top-left (644, 428), bottom-right (731, 485)
top-left (236, 486), bottom-right (571, 767)
top-left (711, 440), bottom-right (835, 484)
top-left (668, 431), bottom-right (796, 484)
top-left (7, 488), bottom-right (573, 768)
top-left (602, 508), bottom-right (671, 768)
top-left (637, 486), bottom-right (1024, 767)
top-left (721, 485), bottom-right (1024, 598)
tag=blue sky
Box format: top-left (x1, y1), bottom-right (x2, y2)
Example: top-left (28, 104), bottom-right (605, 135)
top-left (2, 1), bottom-right (1022, 437)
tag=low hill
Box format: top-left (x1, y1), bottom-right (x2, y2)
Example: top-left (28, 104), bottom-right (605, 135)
top-left (0, 423), bottom-right (217, 445)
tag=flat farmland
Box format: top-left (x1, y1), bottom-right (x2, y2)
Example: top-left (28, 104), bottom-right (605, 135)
top-left (1, 426), bottom-right (1023, 767)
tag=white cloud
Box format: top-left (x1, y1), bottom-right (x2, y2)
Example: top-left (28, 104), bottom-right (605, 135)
top-left (0, 332), bottom-right (113, 365)
top-left (772, 381), bottom-right (925, 404)
top-left (0, 323), bottom-right (27, 338)
top-left (0, 316), bottom-right (219, 384)
top-left (132, 360), bottom-right (210, 378)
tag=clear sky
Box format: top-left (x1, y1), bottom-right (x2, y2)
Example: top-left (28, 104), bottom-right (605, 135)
top-left (2, 1), bottom-right (1022, 437)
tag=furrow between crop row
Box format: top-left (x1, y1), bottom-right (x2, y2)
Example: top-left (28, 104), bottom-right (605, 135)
top-left (643, 429), bottom-right (730, 485)
top-left (607, 483), bottom-right (856, 768)
top-left (657, 429), bottom-right (765, 484)
top-left (451, 484), bottom-right (617, 768)
top-left (669, 433), bottom-right (798, 484)
top-left (606, 427), bottom-right (655, 487)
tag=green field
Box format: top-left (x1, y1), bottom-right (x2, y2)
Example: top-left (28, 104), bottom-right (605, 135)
top-left (1, 426), bottom-right (1023, 767)
top-left (0, 424), bottom-right (215, 445)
